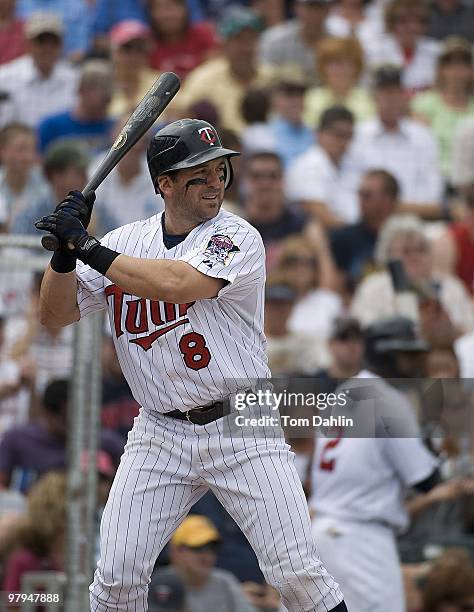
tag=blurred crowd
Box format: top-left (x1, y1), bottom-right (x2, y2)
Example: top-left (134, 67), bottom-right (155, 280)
top-left (0, 0), bottom-right (474, 610)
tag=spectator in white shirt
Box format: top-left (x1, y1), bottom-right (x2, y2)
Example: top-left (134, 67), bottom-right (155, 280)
top-left (366, 0), bottom-right (441, 93)
top-left (351, 214), bottom-right (474, 343)
top-left (259, 0), bottom-right (334, 84)
top-left (0, 311), bottom-right (35, 437)
top-left (454, 330), bottom-right (474, 379)
top-left (352, 65), bottom-right (444, 219)
top-left (285, 105), bottom-right (360, 226)
top-left (0, 12), bottom-right (77, 128)
top-left (451, 116), bottom-right (474, 196)
top-left (92, 115), bottom-right (164, 235)
top-left (326, 0), bottom-right (384, 53)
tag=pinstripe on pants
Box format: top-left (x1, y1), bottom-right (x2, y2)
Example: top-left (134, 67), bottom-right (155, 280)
top-left (89, 408), bottom-right (344, 612)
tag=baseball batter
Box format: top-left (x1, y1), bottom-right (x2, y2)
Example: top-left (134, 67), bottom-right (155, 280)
top-left (35, 119), bottom-right (347, 612)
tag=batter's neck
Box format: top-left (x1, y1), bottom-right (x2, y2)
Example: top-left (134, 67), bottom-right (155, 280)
top-left (162, 209), bottom-right (202, 236)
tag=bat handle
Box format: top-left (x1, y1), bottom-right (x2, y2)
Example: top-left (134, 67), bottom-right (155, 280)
top-left (41, 233), bottom-right (60, 252)
top-left (41, 187), bottom-right (92, 252)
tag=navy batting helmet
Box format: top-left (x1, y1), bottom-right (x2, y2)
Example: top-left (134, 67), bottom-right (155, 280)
top-left (147, 119), bottom-right (240, 193)
top-left (364, 316), bottom-right (428, 377)
top-left (364, 316), bottom-right (428, 356)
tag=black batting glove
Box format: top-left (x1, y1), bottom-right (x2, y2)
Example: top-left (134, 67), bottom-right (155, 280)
top-left (36, 210), bottom-right (99, 259)
top-left (35, 210), bottom-right (119, 275)
top-left (54, 190), bottom-right (96, 229)
top-left (39, 191), bottom-right (96, 272)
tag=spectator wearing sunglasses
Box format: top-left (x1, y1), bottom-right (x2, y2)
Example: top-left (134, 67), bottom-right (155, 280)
top-left (108, 20), bottom-right (160, 118)
top-left (276, 234), bottom-right (343, 344)
top-left (351, 214), bottom-right (474, 345)
top-left (330, 169), bottom-right (399, 289)
top-left (241, 151), bottom-right (307, 271)
top-left (151, 515), bottom-right (257, 612)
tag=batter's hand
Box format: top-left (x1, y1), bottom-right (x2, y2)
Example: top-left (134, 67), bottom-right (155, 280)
top-left (35, 210), bottom-right (101, 262)
top-left (54, 190), bottom-right (96, 229)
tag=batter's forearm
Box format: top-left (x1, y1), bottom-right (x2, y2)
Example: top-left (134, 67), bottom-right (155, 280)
top-left (106, 256), bottom-right (217, 302)
top-left (105, 255), bottom-right (180, 300)
top-left (39, 266), bottom-right (81, 327)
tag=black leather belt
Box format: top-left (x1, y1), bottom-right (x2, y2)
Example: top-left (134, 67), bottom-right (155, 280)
top-left (165, 400), bottom-right (230, 426)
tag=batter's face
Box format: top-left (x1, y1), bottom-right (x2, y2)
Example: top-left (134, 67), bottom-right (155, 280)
top-left (158, 157), bottom-right (227, 224)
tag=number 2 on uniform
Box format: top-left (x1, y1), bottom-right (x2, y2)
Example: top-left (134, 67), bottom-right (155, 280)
top-left (319, 428), bottom-right (343, 471)
top-left (179, 332), bottom-right (211, 370)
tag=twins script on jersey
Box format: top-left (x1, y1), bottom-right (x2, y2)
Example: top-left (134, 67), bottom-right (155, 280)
top-left (76, 210), bottom-right (270, 413)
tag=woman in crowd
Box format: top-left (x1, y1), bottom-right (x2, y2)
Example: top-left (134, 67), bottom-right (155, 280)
top-left (264, 271), bottom-right (326, 375)
top-left (276, 234), bottom-right (343, 342)
top-left (304, 36), bottom-right (374, 127)
top-left (412, 37), bottom-right (474, 180)
top-left (367, 0), bottom-right (441, 93)
top-left (108, 20), bottom-right (159, 118)
top-left (351, 215), bottom-right (474, 345)
top-left (147, 0), bottom-right (218, 79)
top-left (2, 472), bottom-right (66, 606)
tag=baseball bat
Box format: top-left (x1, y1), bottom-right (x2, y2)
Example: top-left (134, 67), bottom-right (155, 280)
top-left (41, 71), bottom-right (181, 252)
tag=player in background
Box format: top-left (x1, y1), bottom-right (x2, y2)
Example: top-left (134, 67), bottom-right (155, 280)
top-left (35, 119), bottom-right (347, 612)
top-left (309, 316), bottom-right (440, 612)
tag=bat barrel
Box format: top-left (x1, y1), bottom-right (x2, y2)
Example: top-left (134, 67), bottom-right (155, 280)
top-left (39, 72), bottom-right (181, 253)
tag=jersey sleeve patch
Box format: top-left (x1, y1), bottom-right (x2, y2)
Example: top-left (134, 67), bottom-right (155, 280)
top-left (201, 234), bottom-right (240, 268)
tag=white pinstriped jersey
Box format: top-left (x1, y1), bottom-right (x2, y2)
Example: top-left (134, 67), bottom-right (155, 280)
top-left (309, 372), bottom-right (439, 531)
top-left (76, 209), bottom-right (270, 414)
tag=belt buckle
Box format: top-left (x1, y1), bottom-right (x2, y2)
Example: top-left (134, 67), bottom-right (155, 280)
top-left (185, 410), bottom-right (192, 423)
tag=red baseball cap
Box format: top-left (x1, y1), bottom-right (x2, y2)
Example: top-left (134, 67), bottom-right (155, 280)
top-left (110, 20), bottom-right (150, 47)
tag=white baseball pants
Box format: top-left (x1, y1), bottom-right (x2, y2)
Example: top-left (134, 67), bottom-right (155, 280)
top-left (312, 516), bottom-right (405, 612)
top-left (90, 408), bottom-right (343, 611)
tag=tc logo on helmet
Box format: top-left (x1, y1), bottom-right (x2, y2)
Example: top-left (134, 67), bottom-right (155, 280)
top-left (198, 127), bottom-right (216, 146)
